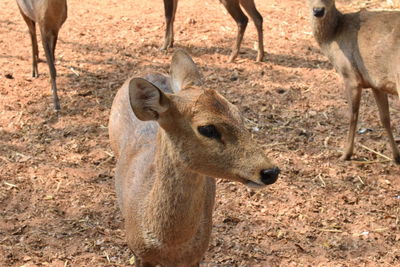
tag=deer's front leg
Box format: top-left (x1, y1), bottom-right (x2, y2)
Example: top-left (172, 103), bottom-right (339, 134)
top-left (161, 0), bottom-right (178, 50)
top-left (341, 80), bottom-right (362, 161)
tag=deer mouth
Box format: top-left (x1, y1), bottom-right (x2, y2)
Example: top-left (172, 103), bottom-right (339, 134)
top-left (236, 176), bottom-right (267, 189)
top-left (235, 167), bottom-right (279, 188)
top-left (245, 180), bottom-right (268, 189)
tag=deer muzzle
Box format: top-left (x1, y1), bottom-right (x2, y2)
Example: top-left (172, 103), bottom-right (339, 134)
top-left (313, 7), bottom-right (325, 18)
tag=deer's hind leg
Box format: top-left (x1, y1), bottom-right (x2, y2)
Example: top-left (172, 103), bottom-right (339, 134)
top-left (18, 9), bottom-right (39, 77)
top-left (40, 26), bottom-right (61, 110)
top-left (372, 89), bottom-right (400, 164)
top-left (239, 0), bottom-right (264, 61)
top-left (219, 0), bottom-right (248, 62)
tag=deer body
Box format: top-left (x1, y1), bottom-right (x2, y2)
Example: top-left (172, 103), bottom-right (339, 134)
top-left (16, 0), bottom-right (67, 110)
top-left (162, 0), bottom-right (264, 62)
top-left (109, 50), bottom-right (279, 266)
top-left (309, 0), bottom-right (400, 163)
top-left (111, 83), bottom-right (215, 267)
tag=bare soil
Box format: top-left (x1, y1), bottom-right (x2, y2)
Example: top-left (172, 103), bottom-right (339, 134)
top-left (1, 0), bottom-right (399, 266)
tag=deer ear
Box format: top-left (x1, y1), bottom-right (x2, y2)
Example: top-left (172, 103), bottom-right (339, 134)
top-left (128, 78), bottom-right (170, 121)
top-left (170, 49), bottom-right (202, 92)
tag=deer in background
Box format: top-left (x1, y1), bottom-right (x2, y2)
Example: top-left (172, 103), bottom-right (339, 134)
top-left (161, 0), bottom-right (264, 62)
top-left (308, 0), bottom-right (400, 164)
top-left (387, 0), bottom-right (400, 8)
top-left (16, 0), bottom-right (67, 110)
top-left (108, 50), bottom-right (279, 266)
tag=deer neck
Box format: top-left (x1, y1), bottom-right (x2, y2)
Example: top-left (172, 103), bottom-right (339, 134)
top-left (312, 6), bottom-right (342, 45)
top-left (144, 129), bottom-right (208, 245)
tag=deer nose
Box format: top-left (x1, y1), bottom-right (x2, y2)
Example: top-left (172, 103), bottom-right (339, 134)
top-left (260, 167), bottom-right (280, 185)
top-left (313, 7), bottom-right (325, 18)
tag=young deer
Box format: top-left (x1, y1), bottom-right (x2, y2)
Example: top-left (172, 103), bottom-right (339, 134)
top-left (308, 0), bottom-right (400, 164)
top-left (108, 50), bottom-right (279, 266)
top-left (16, 0), bottom-right (68, 110)
top-left (161, 0), bottom-right (264, 62)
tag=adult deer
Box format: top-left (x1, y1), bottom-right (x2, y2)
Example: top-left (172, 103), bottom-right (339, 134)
top-left (161, 0), bottom-right (264, 62)
top-left (308, 0), bottom-right (400, 163)
top-left (16, 0), bottom-right (67, 110)
top-left (108, 50), bottom-right (279, 266)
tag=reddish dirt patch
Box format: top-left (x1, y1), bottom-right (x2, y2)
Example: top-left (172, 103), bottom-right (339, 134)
top-left (1, 0), bottom-right (399, 266)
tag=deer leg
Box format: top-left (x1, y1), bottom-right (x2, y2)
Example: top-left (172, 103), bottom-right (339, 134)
top-left (219, 0), bottom-right (248, 62)
top-left (161, 0), bottom-right (178, 50)
top-left (341, 82), bottom-right (362, 161)
top-left (19, 10), bottom-right (39, 77)
top-left (51, 31), bottom-right (59, 62)
top-left (40, 27), bottom-right (61, 110)
top-left (396, 73), bottom-right (400, 107)
top-left (372, 89), bottom-right (400, 164)
top-left (239, 0), bottom-right (264, 62)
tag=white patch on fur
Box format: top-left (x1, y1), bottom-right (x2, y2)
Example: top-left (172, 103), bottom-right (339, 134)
top-left (142, 228), bottom-right (162, 248)
top-left (171, 78), bottom-right (181, 93)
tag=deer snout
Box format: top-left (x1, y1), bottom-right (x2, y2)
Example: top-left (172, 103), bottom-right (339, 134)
top-left (312, 7), bottom-right (325, 18)
top-left (260, 167), bottom-right (280, 185)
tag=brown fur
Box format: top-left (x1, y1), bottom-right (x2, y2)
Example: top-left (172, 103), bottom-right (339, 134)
top-left (16, 0), bottom-right (67, 110)
top-left (161, 0), bottom-right (264, 62)
top-left (108, 50), bottom-right (279, 266)
top-left (308, 0), bottom-right (400, 163)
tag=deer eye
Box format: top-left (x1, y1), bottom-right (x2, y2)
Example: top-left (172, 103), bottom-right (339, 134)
top-left (197, 125), bottom-right (221, 139)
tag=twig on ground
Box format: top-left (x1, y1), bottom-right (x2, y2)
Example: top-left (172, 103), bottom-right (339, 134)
top-left (316, 228), bottom-right (343, 233)
top-left (352, 159), bottom-right (391, 164)
top-left (262, 142), bottom-right (286, 148)
top-left (70, 67), bottom-right (80, 77)
top-left (4, 181), bottom-right (17, 188)
top-left (317, 174), bottom-right (326, 188)
top-left (0, 156), bottom-right (11, 163)
top-left (104, 150), bottom-right (114, 157)
top-left (356, 176), bottom-right (365, 185)
top-left (359, 144), bottom-right (392, 161)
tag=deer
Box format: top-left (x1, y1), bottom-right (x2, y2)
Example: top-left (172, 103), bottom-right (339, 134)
top-left (308, 0), bottom-right (400, 164)
top-left (16, 0), bottom-right (68, 110)
top-left (388, 0), bottom-right (400, 8)
top-left (161, 0), bottom-right (264, 62)
top-left (108, 49), bottom-right (280, 266)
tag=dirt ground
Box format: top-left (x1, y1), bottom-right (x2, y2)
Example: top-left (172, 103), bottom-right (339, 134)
top-left (1, 0), bottom-right (400, 266)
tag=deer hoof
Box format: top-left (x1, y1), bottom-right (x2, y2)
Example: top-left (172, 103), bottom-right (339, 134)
top-left (394, 155), bottom-right (400, 165)
top-left (228, 55), bottom-right (237, 63)
top-left (256, 53), bottom-right (264, 62)
top-left (340, 153), bottom-right (352, 161)
top-left (53, 99), bottom-right (61, 111)
top-left (160, 42), bottom-right (173, 51)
